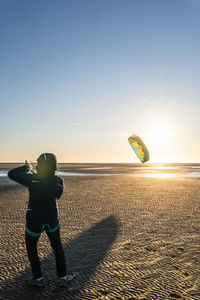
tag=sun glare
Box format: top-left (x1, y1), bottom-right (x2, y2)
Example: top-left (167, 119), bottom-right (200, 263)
top-left (144, 124), bottom-right (174, 162)
top-left (148, 126), bottom-right (170, 147)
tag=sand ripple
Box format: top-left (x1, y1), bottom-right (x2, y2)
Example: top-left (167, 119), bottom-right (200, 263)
top-left (1, 176), bottom-right (200, 299)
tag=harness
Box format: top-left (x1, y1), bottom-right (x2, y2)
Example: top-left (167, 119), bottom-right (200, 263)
top-left (25, 220), bottom-right (60, 237)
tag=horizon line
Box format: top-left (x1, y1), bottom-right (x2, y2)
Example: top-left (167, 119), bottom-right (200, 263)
top-left (0, 161), bottom-right (199, 164)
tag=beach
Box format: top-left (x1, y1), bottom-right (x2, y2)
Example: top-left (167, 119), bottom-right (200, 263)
top-left (0, 164), bottom-right (200, 299)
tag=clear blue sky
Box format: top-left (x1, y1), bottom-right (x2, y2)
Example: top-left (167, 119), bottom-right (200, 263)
top-left (1, 0), bottom-right (200, 162)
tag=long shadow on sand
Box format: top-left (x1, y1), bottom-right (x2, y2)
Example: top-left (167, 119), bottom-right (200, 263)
top-left (1, 215), bottom-right (119, 300)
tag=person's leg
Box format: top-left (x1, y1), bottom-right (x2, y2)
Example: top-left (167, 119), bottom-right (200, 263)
top-left (46, 226), bottom-right (66, 278)
top-left (25, 231), bottom-right (42, 279)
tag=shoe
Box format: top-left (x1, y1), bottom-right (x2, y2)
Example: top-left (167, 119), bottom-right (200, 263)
top-left (28, 277), bottom-right (45, 287)
top-left (59, 278), bottom-right (67, 287)
top-left (59, 274), bottom-right (75, 287)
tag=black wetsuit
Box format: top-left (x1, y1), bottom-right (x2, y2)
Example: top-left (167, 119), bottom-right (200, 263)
top-left (8, 165), bottom-right (66, 279)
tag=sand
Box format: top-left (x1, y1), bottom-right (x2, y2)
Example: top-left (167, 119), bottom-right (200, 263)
top-left (1, 166), bottom-right (200, 299)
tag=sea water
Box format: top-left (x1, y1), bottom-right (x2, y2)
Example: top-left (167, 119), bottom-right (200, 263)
top-left (0, 164), bottom-right (199, 187)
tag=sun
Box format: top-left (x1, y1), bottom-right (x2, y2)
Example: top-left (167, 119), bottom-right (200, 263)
top-left (148, 126), bottom-right (170, 147)
top-left (144, 124), bottom-right (173, 162)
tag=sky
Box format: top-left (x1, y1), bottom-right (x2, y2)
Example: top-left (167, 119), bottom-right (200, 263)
top-left (1, 0), bottom-right (200, 163)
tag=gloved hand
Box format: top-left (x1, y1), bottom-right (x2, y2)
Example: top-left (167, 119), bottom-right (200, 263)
top-left (24, 160), bottom-right (33, 172)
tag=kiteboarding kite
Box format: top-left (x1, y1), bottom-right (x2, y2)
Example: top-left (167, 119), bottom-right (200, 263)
top-left (128, 134), bottom-right (149, 163)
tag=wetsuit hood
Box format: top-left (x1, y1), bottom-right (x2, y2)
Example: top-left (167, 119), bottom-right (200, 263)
top-left (36, 153), bottom-right (57, 176)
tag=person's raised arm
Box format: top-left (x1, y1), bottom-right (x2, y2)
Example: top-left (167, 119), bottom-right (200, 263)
top-left (8, 161), bottom-right (33, 187)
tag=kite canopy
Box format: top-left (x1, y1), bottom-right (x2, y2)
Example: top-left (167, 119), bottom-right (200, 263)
top-left (128, 134), bottom-right (149, 163)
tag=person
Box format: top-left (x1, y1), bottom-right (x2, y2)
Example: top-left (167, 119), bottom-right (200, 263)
top-left (8, 153), bottom-right (69, 287)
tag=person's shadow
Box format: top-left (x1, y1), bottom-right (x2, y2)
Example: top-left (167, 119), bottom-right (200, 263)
top-left (1, 215), bottom-right (119, 299)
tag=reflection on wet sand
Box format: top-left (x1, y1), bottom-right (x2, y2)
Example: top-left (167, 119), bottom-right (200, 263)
top-left (0, 163), bottom-right (200, 185)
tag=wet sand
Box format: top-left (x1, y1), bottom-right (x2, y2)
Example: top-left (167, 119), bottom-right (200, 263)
top-left (1, 165), bottom-right (200, 299)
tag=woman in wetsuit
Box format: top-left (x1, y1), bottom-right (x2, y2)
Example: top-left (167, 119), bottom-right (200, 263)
top-left (8, 153), bottom-right (68, 287)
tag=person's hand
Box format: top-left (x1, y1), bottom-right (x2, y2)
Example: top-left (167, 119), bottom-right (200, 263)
top-left (24, 160), bottom-right (33, 172)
